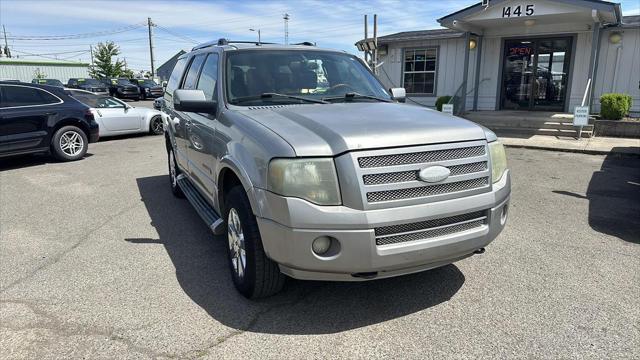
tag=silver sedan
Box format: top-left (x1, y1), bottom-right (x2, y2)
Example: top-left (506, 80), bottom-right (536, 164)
top-left (67, 89), bottom-right (163, 137)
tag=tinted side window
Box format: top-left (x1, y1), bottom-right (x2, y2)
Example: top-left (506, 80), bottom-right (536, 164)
top-left (182, 54), bottom-right (206, 90)
top-left (196, 53), bottom-right (219, 100)
top-left (0, 86), bottom-right (60, 108)
top-left (165, 57), bottom-right (188, 98)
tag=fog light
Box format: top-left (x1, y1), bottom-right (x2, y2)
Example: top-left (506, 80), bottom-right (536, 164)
top-left (501, 204), bottom-right (509, 225)
top-left (312, 236), bottom-right (332, 255)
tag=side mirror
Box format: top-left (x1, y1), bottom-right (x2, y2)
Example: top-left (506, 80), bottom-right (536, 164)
top-left (390, 88), bottom-right (406, 103)
top-left (174, 89), bottom-right (217, 113)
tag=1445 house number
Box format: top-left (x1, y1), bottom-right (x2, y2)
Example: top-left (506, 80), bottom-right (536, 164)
top-left (502, 4), bottom-right (535, 17)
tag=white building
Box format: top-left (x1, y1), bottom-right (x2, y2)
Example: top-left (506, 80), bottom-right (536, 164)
top-left (360, 0), bottom-right (639, 115)
top-left (0, 58), bottom-right (90, 83)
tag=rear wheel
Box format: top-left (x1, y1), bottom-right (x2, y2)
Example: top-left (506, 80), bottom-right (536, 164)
top-left (168, 147), bottom-right (184, 198)
top-left (224, 186), bottom-right (285, 298)
top-left (149, 116), bottom-right (163, 135)
top-left (51, 125), bottom-right (88, 161)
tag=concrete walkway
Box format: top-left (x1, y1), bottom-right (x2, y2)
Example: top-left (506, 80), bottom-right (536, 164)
top-left (500, 135), bottom-right (640, 155)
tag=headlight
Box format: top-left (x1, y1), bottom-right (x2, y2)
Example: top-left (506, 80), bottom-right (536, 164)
top-left (488, 141), bottom-right (507, 183)
top-left (268, 158), bottom-right (341, 205)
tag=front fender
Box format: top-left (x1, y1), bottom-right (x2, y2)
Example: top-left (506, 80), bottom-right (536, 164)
top-left (217, 154), bottom-right (261, 217)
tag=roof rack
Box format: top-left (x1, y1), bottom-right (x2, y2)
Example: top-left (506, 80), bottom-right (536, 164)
top-left (192, 38), bottom-right (277, 51)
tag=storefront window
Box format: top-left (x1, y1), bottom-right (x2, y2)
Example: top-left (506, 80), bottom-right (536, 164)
top-left (403, 48), bottom-right (437, 95)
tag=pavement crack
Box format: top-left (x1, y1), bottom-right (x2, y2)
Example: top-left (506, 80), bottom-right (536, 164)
top-left (0, 298), bottom-right (177, 358)
top-left (186, 284), bottom-right (327, 358)
top-left (0, 204), bottom-right (138, 293)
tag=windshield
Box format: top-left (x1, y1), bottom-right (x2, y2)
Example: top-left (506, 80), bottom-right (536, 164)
top-left (137, 79), bottom-right (157, 86)
top-left (35, 79), bottom-right (63, 87)
top-left (225, 50), bottom-right (390, 105)
top-left (115, 79), bottom-right (134, 86)
top-left (71, 92), bottom-right (125, 108)
top-left (78, 79), bottom-right (102, 86)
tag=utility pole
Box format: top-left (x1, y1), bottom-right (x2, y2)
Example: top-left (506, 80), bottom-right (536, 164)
top-left (2, 25), bottom-right (10, 58)
top-left (283, 13), bottom-right (290, 45)
top-left (373, 14), bottom-right (378, 75)
top-left (147, 17), bottom-right (155, 78)
top-left (364, 15), bottom-right (368, 65)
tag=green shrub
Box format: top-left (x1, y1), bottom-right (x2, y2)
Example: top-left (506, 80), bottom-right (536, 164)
top-left (599, 93), bottom-right (632, 120)
top-left (435, 96), bottom-right (452, 112)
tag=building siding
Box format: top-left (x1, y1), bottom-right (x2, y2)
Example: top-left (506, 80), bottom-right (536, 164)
top-left (0, 62), bottom-right (89, 83)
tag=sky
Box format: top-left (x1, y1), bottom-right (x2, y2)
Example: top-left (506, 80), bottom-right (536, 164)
top-left (1, 0), bottom-right (639, 73)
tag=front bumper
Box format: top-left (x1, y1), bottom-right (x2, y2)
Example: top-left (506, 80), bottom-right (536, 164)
top-left (255, 170), bottom-right (511, 281)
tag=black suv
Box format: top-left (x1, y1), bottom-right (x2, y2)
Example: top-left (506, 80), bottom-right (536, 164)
top-left (130, 78), bottom-right (163, 99)
top-left (0, 81), bottom-right (99, 161)
top-left (103, 78), bottom-right (140, 100)
top-left (66, 78), bottom-right (108, 94)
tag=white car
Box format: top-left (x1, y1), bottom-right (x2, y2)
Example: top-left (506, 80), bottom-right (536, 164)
top-left (67, 89), bottom-right (163, 137)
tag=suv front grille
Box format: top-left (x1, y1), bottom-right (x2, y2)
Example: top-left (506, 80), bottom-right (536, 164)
top-left (350, 141), bottom-right (491, 207)
top-left (375, 210), bottom-right (488, 246)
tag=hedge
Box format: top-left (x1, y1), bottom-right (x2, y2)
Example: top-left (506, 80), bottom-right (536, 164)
top-left (599, 93), bottom-right (632, 120)
top-left (435, 96), bottom-right (452, 112)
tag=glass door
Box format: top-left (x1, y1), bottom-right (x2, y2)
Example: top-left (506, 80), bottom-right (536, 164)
top-left (501, 37), bottom-right (572, 111)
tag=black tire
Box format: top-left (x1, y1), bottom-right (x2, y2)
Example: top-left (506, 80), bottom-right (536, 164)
top-left (149, 116), bottom-right (163, 135)
top-left (50, 125), bottom-right (88, 162)
top-left (168, 147), bottom-right (184, 198)
top-left (141, 92), bottom-right (146, 100)
top-left (224, 185), bottom-right (285, 299)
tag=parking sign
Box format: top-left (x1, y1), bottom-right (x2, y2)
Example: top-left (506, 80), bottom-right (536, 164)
top-left (573, 106), bottom-right (589, 126)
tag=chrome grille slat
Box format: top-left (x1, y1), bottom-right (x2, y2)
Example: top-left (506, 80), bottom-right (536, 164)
top-left (358, 145), bottom-right (485, 168)
top-left (363, 161), bottom-right (487, 185)
top-left (375, 210), bottom-right (487, 236)
top-left (376, 220), bottom-right (486, 246)
top-left (366, 177), bottom-right (489, 203)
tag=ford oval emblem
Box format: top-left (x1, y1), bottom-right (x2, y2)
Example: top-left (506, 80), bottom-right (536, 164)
top-left (418, 166), bottom-right (450, 183)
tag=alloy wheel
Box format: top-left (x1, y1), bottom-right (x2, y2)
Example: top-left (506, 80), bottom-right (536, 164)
top-left (227, 208), bottom-right (247, 278)
top-left (59, 131), bottom-right (84, 156)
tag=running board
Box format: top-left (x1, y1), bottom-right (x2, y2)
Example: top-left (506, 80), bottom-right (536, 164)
top-left (176, 174), bottom-right (225, 235)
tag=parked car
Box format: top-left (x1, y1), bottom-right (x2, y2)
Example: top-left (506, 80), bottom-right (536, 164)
top-left (102, 78), bottom-right (140, 101)
top-left (31, 79), bottom-right (64, 87)
top-left (130, 78), bottom-right (163, 99)
top-left (153, 96), bottom-right (164, 110)
top-left (163, 40), bottom-right (510, 299)
top-left (66, 78), bottom-right (108, 95)
top-left (0, 81), bottom-right (99, 161)
top-left (67, 89), bottom-right (163, 137)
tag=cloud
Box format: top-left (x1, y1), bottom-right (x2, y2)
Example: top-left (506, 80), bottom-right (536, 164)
top-left (1, 0), bottom-right (476, 70)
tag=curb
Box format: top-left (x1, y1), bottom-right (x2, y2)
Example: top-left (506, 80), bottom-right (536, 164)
top-left (503, 144), bottom-right (640, 157)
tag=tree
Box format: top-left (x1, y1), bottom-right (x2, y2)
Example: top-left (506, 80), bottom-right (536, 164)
top-left (89, 41), bottom-right (125, 79)
top-left (33, 68), bottom-right (47, 79)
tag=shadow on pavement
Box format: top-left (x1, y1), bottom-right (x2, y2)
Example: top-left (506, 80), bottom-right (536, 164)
top-left (130, 175), bottom-right (465, 335)
top-left (553, 148), bottom-right (640, 243)
top-left (0, 152), bottom-right (94, 171)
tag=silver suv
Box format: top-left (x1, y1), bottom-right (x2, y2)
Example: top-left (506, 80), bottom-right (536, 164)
top-left (162, 39), bottom-right (510, 298)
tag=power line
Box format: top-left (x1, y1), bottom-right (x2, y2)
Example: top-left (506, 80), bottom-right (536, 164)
top-left (6, 23), bottom-right (145, 40)
top-left (154, 25), bottom-right (200, 44)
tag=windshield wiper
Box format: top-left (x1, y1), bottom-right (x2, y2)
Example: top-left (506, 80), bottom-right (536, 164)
top-left (322, 92), bottom-right (391, 103)
top-left (232, 93), bottom-right (329, 105)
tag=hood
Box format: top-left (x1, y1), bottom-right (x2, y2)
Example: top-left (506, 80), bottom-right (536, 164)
top-left (237, 102), bottom-right (486, 156)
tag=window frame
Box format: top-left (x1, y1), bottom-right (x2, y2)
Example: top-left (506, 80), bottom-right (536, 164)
top-left (195, 52), bottom-right (220, 101)
top-left (0, 84), bottom-right (63, 109)
top-left (401, 46), bottom-right (439, 97)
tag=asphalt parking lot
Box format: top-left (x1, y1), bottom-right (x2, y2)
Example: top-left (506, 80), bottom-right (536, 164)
top-left (1, 119), bottom-right (639, 358)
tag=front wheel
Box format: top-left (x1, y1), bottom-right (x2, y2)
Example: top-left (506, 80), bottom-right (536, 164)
top-left (224, 186), bottom-right (285, 298)
top-left (149, 116), bottom-right (163, 135)
top-left (51, 125), bottom-right (88, 161)
top-left (168, 147), bottom-right (184, 198)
